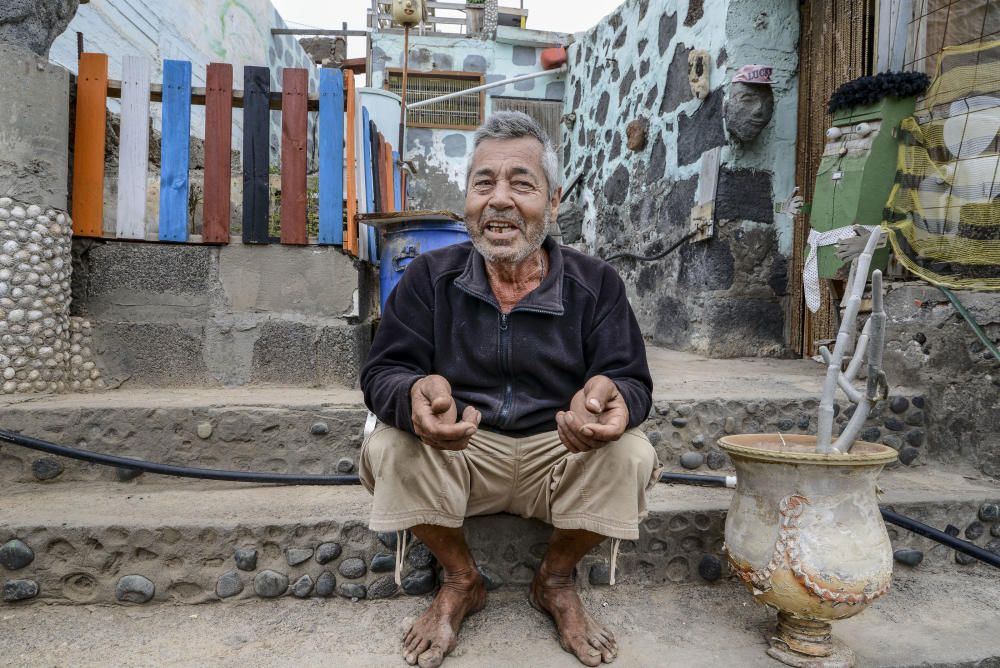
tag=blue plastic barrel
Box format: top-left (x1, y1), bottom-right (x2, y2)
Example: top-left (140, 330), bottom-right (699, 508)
top-left (379, 219), bottom-right (469, 310)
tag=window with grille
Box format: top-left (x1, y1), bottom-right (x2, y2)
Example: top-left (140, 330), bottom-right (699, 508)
top-left (903, 0), bottom-right (998, 74)
top-left (384, 69), bottom-right (484, 129)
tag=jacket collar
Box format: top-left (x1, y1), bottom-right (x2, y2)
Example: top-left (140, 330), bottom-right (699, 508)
top-left (454, 235), bottom-right (565, 315)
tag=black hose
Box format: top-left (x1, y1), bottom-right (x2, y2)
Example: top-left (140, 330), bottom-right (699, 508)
top-left (603, 231), bottom-right (697, 263)
top-left (1, 430), bottom-right (997, 570)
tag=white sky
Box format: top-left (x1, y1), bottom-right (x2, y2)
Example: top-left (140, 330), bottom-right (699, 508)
top-left (270, 1), bottom-right (624, 58)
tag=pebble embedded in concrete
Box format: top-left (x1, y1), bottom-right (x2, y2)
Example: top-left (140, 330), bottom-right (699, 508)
top-left (3, 578), bottom-right (38, 602)
top-left (965, 522), bottom-right (985, 541)
top-left (115, 467), bottom-right (143, 482)
top-left (407, 544), bottom-right (434, 569)
top-left (589, 563), bottom-right (611, 586)
top-left (706, 450), bottom-right (726, 470)
top-left (889, 397), bottom-right (909, 413)
top-left (0, 539), bottom-right (34, 570)
top-left (367, 575), bottom-right (398, 600)
top-left (955, 551), bottom-right (976, 565)
top-left (216, 570), bottom-right (243, 598)
top-left (985, 539), bottom-right (1000, 555)
top-left (338, 557), bottom-right (367, 579)
top-left (338, 583), bottom-right (366, 600)
top-left (402, 569), bottom-right (436, 595)
top-left (234, 547), bottom-right (257, 571)
top-left (377, 532), bottom-right (397, 550)
top-left (979, 503), bottom-right (999, 523)
top-left (197, 422), bottom-right (213, 439)
top-left (315, 571), bottom-right (336, 597)
top-left (893, 548), bottom-right (923, 567)
top-left (680, 451), bottom-right (704, 469)
top-left (116, 575), bottom-right (155, 603)
top-left (336, 458), bottom-right (354, 473)
top-left (479, 566), bottom-right (502, 591)
top-left (31, 457), bottom-right (63, 480)
top-left (371, 553), bottom-right (395, 573)
top-left (898, 446), bottom-right (919, 466)
top-left (315, 542), bottom-right (342, 565)
top-left (310, 422), bottom-right (329, 435)
top-left (697, 555), bottom-right (722, 581)
top-left (253, 570), bottom-right (289, 598)
top-left (292, 574), bottom-right (314, 598)
top-left (286, 547), bottom-right (314, 567)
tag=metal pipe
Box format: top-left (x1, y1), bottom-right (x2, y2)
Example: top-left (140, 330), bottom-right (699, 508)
top-left (408, 65), bottom-right (567, 109)
top-left (938, 286), bottom-right (1000, 364)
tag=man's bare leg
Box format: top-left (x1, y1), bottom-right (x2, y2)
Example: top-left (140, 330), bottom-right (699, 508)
top-left (402, 524), bottom-right (486, 668)
top-left (530, 528), bottom-right (617, 666)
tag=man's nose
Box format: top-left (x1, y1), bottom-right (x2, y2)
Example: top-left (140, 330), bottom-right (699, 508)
top-left (488, 179), bottom-right (514, 208)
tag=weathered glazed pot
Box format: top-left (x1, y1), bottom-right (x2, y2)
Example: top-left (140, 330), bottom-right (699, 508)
top-left (719, 434), bottom-right (898, 668)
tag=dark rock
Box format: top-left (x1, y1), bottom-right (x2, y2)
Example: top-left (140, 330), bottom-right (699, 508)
top-left (638, 38), bottom-right (648, 56)
top-left (691, 434), bottom-right (706, 448)
top-left (778, 419), bottom-right (795, 431)
top-left (315, 542), bottom-right (343, 564)
top-left (660, 43), bottom-right (694, 114)
top-left (234, 548), bottom-right (257, 571)
top-left (904, 411), bottom-right (924, 426)
top-left (368, 575), bottom-right (398, 600)
top-left (898, 446), bottom-right (919, 466)
top-left (589, 563), bottom-right (611, 585)
top-left (402, 568), bottom-right (437, 595)
top-left (955, 552), bottom-right (976, 565)
top-left (945, 524), bottom-right (960, 537)
top-left (885, 417), bottom-right (905, 432)
top-left (979, 503), bottom-right (1000, 522)
top-left (644, 84), bottom-right (659, 110)
top-left (595, 91), bottom-right (611, 125)
top-left (706, 450), bottom-right (727, 470)
top-left (254, 570), bottom-right (288, 598)
top-left (371, 553), bottom-right (396, 573)
top-left (906, 429), bottom-right (925, 447)
top-left (705, 299), bottom-right (784, 356)
top-left (338, 557), bottom-right (367, 579)
top-left (684, 0), bottom-right (704, 25)
top-left (0, 539), bottom-right (34, 571)
top-left (697, 555), bottom-right (722, 581)
top-left (913, 332), bottom-right (927, 344)
top-left (993, 524), bottom-right (1000, 538)
top-left (315, 571), bottom-right (336, 597)
top-left (336, 458), bottom-right (355, 473)
top-left (609, 133), bottom-right (622, 161)
top-left (557, 202), bottom-right (583, 244)
top-left (678, 239), bottom-right (735, 291)
top-left (860, 427), bottom-right (881, 442)
top-left (603, 164), bottom-right (630, 205)
top-left (407, 543), bottom-right (434, 569)
top-left (292, 574), bottom-right (314, 598)
top-left (893, 548), bottom-right (924, 567)
top-left (116, 575), bottom-right (155, 603)
top-left (116, 467), bottom-right (143, 482)
top-left (639, 58), bottom-right (650, 77)
top-left (338, 583), bottom-right (367, 600)
top-left (310, 421), bottom-right (329, 435)
top-left (216, 570), bottom-right (243, 599)
top-left (646, 135), bottom-right (666, 184)
top-left (889, 397), bottom-right (909, 413)
top-left (618, 66), bottom-right (636, 103)
top-left (658, 11), bottom-right (677, 56)
top-left (714, 167), bottom-right (774, 223)
top-left (671, 417), bottom-right (688, 428)
top-left (31, 458), bottom-right (63, 481)
top-left (912, 395), bottom-right (925, 408)
top-left (844, 405), bottom-right (856, 419)
top-left (479, 566), bottom-right (503, 591)
top-left (286, 547), bottom-right (314, 567)
top-left (680, 451), bottom-right (704, 469)
top-left (797, 416), bottom-right (810, 430)
top-left (985, 539), bottom-right (1000, 555)
top-left (3, 579), bottom-right (38, 602)
top-left (646, 430), bottom-right (662, 445)
top-left (717, 47), bottom-right (728, 67)
top-left (881, 435), bottom-right (902, 450)
top-left (966, 521), bottom-right (986, 540)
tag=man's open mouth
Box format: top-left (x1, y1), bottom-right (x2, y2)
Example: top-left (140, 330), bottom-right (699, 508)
top-left (484, 221), bottom-right (518, 233)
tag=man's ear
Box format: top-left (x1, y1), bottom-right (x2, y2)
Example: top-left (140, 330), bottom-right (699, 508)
top-left (550, 187), bottom-right (562, 221)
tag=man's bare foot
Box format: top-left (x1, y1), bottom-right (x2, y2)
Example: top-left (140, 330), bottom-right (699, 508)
top-left (529, 565), bottom-right (617, 666)
top-left (402, 568), bottom-right (486, 668)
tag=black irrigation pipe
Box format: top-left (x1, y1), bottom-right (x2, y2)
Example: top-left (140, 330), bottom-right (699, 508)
top-left (1, 429), bottom-right (997, 570)
top-left (603, 231), bottom-right (698, 263)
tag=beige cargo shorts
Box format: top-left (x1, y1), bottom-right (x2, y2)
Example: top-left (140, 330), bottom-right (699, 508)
top-left (359, 422), bottom-right (661, 541)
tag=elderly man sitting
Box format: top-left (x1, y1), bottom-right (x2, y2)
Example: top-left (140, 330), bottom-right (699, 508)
top-left (360, 111), bottom-right (659, 667)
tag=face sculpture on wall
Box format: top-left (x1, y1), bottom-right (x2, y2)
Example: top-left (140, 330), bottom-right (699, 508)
top-left (725, 65), bottom-right (775, 143)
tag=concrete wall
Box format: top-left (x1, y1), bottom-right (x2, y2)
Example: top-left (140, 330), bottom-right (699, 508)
top-left (370, 27), bottom-right (568, 213)
top-left (71, 240), bottom-right (371, 388)
top-left (561, 0), bottom-right (799, 357)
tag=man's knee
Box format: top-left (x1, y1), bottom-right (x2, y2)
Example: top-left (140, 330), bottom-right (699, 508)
top-left (590, 429), bottom-right (657, 480)
top-left (359, 423), bottom-right (421, 490)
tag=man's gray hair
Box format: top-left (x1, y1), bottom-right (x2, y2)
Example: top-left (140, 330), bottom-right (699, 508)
top-left (467, 111), bottom-right (560, 198)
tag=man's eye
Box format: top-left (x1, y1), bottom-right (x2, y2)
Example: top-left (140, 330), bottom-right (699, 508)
top-left (475, 180), bottom-right (493, 189)
top-left (513, 181), bottom-right (535, 191)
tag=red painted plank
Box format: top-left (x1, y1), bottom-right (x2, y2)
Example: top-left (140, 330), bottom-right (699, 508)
top-left (203, 63), bottom-right (233, 244)
top-left (383, 141), bottom-right (395, 212)
top-left (71, 53), bottom-right (108, 238)
top-left (344, 70), bottom-right (358, 256)
top-left (280, 68), bottom-right (309, 245)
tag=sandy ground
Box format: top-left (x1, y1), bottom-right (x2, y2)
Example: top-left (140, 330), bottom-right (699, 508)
top-left (2, 569), bottom-right (998, 667)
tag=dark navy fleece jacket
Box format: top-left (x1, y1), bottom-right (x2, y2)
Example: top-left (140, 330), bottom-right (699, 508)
top-left (360, 236), bottom-right (653, 437)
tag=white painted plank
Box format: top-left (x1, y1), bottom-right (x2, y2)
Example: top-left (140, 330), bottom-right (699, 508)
top-left (116, 55), bottom-right (151, 240)
top-left (697, 146), bottom-right (722, 206)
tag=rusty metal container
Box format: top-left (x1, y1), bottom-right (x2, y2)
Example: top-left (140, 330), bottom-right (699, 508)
top-left (719, 434), bottom-right (898, 667)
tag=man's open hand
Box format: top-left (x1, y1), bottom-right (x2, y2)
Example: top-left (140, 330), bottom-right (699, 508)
top-left (556, 375), bottom-right (630, 452)
top-left (410, 375), bottom-right (481, 450)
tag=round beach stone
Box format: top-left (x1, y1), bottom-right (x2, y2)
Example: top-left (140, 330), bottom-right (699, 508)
top-left (338, 583), bottom-right (367, 600)
top-left (116, 575), bottom-right (155, 603)
top-left (336, 458), bottom-right (354, 473)
top-left (371, 553), bottom-right (396, 573)
top-left (286, 547), bottom-right (314, 567)
top-left (691, 433), bottom-right (705, 448)
top-left (671, 417), bottom-right (688, 428)
top-left (367, 575), bottom-right (398, 600)
top-left (905, 411), bottom-right (924, 426)
top-left (116, 467), bottom-right (144, 482)
top-left (884, 417), bottom-right (905, 432)
top-left (377, 532), bottom-right (398, 550)
top-left (777, 418), bottom-right (794, 431)
top-left (479, 566), bottom-right (503, 591)
top-left (881, 435), bottom-right (902, 450)
top-left (31, 457), bottom-right (63, 480)
top-left (234, 547), bottom-right (258, 571)
top-left (945, 524), bottom-right (960, 537)
top-left (992, 523), bottom-right (1000, 538)
top-left (955, 551), bottom-right (976, 566)
top-left (978, 503), bottom-right (999, 523)
top-left (646, 430), bottom-right (662, 445)
top-left (310, 421), bottom-right (329, 435)
top-left (965, 521), bottom-right (985, 540)
top-left (889, 397), bottom-right (909, 414)
top-left (860, 427), bottom-right (881, 442)
top-left (705, 450), bottom-right (726, 470)
top-left (216, 570), bottom-right (244, 598)
top-left (589, 563), bottom-right (611, 585)
top-left (315, 571), bottom-right (336, 597)
top-left (898, 446), bottom-right (919, 466)
top-left (906, 429), bottom-right (925, 447)
top-left (253, 570), bottom-right (288, 598)
top-left (292, 574), bottom-right (314, 598)
top-left (315, 542), bottom-right (342, 565)
top-left (196, 422), bottom-right (213, 439)
top-left (697, 555), bottom-right (722, 581)
top-left (0, 539), bottom-right (34, 570)
top-left (893, 548), bottom-right (923, 567)
top-left (680, 451), bottom-right (704, 469)
top-left (3, 579), bottom-right (38, 602)
top-left (402, 568), bottom-right (436, 595)
top-left (338, 557), bottom-right (367, 579)
top-left (985, 539), bottom-right (1000, 555)
top-left (407, 544), bottom-right (434, 569)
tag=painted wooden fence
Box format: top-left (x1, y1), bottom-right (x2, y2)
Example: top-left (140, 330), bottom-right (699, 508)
top-left (70, 53), bottom-right (400, 262)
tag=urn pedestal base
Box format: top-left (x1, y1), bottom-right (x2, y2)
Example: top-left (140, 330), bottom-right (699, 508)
top-left (767, 612), bottom-right (855, 667)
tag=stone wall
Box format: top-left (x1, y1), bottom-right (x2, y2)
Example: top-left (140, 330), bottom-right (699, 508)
top-left (370, 27), bottom-right (568, 213)
top-left (561, 0), bottom-right (799, 357)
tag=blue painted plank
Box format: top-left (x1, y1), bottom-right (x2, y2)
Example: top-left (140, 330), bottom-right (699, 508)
top-left (319, 68), bottom-right (344, 245)
top-left (158, 59), bottom-right (192, 242)
top-left (361, 106), bottom-right (377, 264)
top-left (392, 150), bottom-right (402, 211)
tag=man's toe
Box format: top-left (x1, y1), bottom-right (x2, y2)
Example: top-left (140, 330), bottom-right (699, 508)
top-left (417, 644), bottom-right (446, 668)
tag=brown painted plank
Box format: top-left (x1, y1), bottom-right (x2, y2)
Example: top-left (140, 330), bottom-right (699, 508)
top-left (71, 53), bottom-right (108, 238)
top-left (280, 68), bottom-right (309, 245)
top-left (203, 63), bottom-right (233, 244)
top-left (344, 69), bottom-right (358, 256)
top-left (105, 79), bottom-right (323, 111)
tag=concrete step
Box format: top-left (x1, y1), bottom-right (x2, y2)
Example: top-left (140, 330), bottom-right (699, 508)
top-left (0, 348), bottom-right (934, 485)
top-left (2, 570), bottom-right (998, 667)
top-left (1, 467), bottom-right (996, 607)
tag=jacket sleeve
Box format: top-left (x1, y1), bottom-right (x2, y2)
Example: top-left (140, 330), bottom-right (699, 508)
top-left (583, 265), bottom-right (653, 429)
top-left (359, 255), bottom-right (435, 434)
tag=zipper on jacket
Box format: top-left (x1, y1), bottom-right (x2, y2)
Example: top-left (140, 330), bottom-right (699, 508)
top-left (498, 312), bottom-right (513, 424)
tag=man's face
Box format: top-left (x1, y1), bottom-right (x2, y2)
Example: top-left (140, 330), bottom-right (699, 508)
top-left (464, 137), bottom-right (559, 265)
